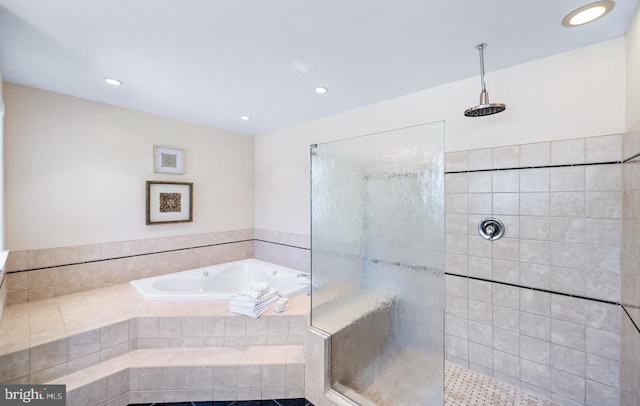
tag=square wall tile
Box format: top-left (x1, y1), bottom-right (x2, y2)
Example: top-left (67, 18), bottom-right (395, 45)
top-left (494, 349), bottom-right (520, 379)
top-left (521, 142), bottom-right (551, 167)
top-left (468, 148), bottom-right (493, 171)
top-left (468, 172), bottom-right (492, 193)
top-left (550, 295), bottom-right (585, 325)
top-left (550, 344), bottom-right (586, 377)
top-left (520, 359), bottom-right (551, 390)
top-left (550, 267), bottom-right (585, 296)
top-left (468, 320), bottom-right (491, 346)
top-left (586, 164), bottom-right (622, 192)
top-left (520, 193), bottom-right (550, 216)
top-left (469, 342), bottom-right (493, 369)
top-left (550, 368), bottom-right (585, 403)
top-left (493, 145), bottom-right (520, 169)
top-left (550, 167), bottom-right (585, 192)
top-left (493, 193), bottom-right (520, 215)
top-left (520, 168), bottom-right (550, 192)
top-left (551, 319), bottom-right (585, 351)
top-left (586, 134), bottom-right (623, 163)
top-left (550, 192), bottom-right (585, 217)
top-left (446, 151), bottom-right (468, 172)
top-left (493, 171), bottom-right (520, 193)
top-left (551, 139), bottom-right (585, 165)
top-left (520, 335), bottom-right (550, 366)
top-left (445, 173), bottom-right (468, 194)
top-left (520, 313), bottom-right (550, 341)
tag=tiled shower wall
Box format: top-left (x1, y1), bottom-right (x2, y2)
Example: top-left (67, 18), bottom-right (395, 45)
top-left (445, 134), bottom-right (624, 406)
top-left (1, 228), bottom-right (311, 307)
top-left (621, 131), bottom-right (640, 406)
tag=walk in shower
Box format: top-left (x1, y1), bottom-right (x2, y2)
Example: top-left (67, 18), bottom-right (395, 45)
top-left (310, 122), bottom-right (445, 405)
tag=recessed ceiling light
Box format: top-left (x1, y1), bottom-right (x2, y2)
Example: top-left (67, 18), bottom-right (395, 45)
top-left (104, 77), bottom-right (123, 86)
top-left (562, 1), bottom-right (615, 27)
top-left (240, 115), bottom-right (251, 120)
top-left (315, 87), bottom-right (328, 94)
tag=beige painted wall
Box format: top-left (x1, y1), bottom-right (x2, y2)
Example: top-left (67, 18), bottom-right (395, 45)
top-left (255, 38), bottom-right (626, 236)
top-left (4, 83), bottom-right (254, 251)
top-left (626, 5), bottom-right (640, 131)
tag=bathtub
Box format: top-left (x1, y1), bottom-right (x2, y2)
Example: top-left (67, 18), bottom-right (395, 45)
top-left (129, 259), bottom-right (310, 300)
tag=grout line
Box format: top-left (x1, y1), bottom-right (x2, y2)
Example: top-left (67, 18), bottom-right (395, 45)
top-left (445, 272), bottom-right (619, 306)
top-left (445, 160), bottom-right (622, 174)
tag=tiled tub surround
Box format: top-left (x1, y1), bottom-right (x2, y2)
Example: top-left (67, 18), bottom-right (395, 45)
top-left (444, 134), bottom-right (630, 405)
top-left (621, 131), bottom-right (640, 406)
top-left (0, 282), bottom-right (309, 387)
top-left (254, 229), bottom-right (310, 273)
top-left (3, 228), bottom-right (312, 305)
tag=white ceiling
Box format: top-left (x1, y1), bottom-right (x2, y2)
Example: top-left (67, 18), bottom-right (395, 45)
top-left (0, 0), bottom-right (638, 135)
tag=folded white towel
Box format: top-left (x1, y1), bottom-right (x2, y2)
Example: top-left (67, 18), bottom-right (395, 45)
top-left (236, 281), bottom-right (270, 300)
top-left (229, 295), bottom-right (279, 318)
top-left (230, 289), bottom-right (278, 308)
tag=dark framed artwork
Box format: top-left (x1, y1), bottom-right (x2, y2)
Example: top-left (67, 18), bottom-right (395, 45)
top-left (146, 181), bottom-right (193, 224)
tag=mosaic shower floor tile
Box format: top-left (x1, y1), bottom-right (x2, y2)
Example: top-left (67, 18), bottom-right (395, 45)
top-left (445, 362), bottom-right (558, 406)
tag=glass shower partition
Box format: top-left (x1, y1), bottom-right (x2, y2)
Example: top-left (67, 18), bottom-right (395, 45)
top-left (310, 122), bottom-right (445, 405)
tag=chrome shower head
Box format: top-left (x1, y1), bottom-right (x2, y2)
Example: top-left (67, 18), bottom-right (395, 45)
top-left (464, 43), bottom-right (506, 117)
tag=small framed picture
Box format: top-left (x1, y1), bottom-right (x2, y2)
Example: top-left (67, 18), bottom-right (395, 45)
top-left (154, 146), bottom-right (184, 174)
top-left (146, 181), bottom-right (193, 224)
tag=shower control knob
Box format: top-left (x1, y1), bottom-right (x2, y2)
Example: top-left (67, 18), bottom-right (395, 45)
top-left (478, 218), bottom-right (505, 241)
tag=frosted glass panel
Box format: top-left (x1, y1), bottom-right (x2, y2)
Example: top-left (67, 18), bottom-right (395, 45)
top-left (311, 122), bottom-right (445, 405)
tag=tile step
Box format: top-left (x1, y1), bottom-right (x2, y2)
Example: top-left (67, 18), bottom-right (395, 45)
top-left (47, 345), bottom-right (305, 406)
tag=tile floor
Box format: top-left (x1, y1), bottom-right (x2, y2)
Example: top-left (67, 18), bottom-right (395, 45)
top-left (445, 362), bottom-right (558, 406)
top-left (1, 283), bottom-right (559, 405)
top-left (334, 347), bottom-right (558, 405)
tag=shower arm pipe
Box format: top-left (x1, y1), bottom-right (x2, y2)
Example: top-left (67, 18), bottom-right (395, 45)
top-left (476, 43), bottom-right (490, 105)
top-left (477, 43), bottom-right (487, 91)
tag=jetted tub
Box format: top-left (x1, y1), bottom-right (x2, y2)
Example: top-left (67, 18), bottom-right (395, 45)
top-left (129, 259), bottom-right (310, 300)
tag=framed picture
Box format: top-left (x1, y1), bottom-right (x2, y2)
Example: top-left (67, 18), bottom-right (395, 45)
top-left (154, 145), bottom-right (184, 174)
top-left (146, 181), bottom-right (193, 224)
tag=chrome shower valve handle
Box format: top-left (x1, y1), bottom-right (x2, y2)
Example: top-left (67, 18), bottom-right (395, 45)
top-left (478, 217), bottom-right (505, 241)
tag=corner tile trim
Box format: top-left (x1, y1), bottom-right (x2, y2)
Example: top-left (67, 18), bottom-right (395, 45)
top-left (623, 151), bottom-right (640, 163)
top-left (621, 304), bottom-right (640, 335)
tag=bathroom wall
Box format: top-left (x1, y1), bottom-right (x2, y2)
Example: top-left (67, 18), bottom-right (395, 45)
top-left (254, 37), bottom-right (629, 405)
top-left (626, 5), bottom-right (640, 132)
top-left (620, 6), bottom-right (640, 406)
top-left (2, 83), bottom-right (256, 304)
top-left (254, 38), bottom-right (625, 237)
top-left (621, 131), bottom-right (640, 406)
top-left (444, 134), bottom-right (623, 405)
top-left (4, 83), bottom-right (255, 251)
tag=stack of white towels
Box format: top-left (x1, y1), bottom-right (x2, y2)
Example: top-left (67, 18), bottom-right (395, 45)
top-left (229, 281), bottom-right (279, 318)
